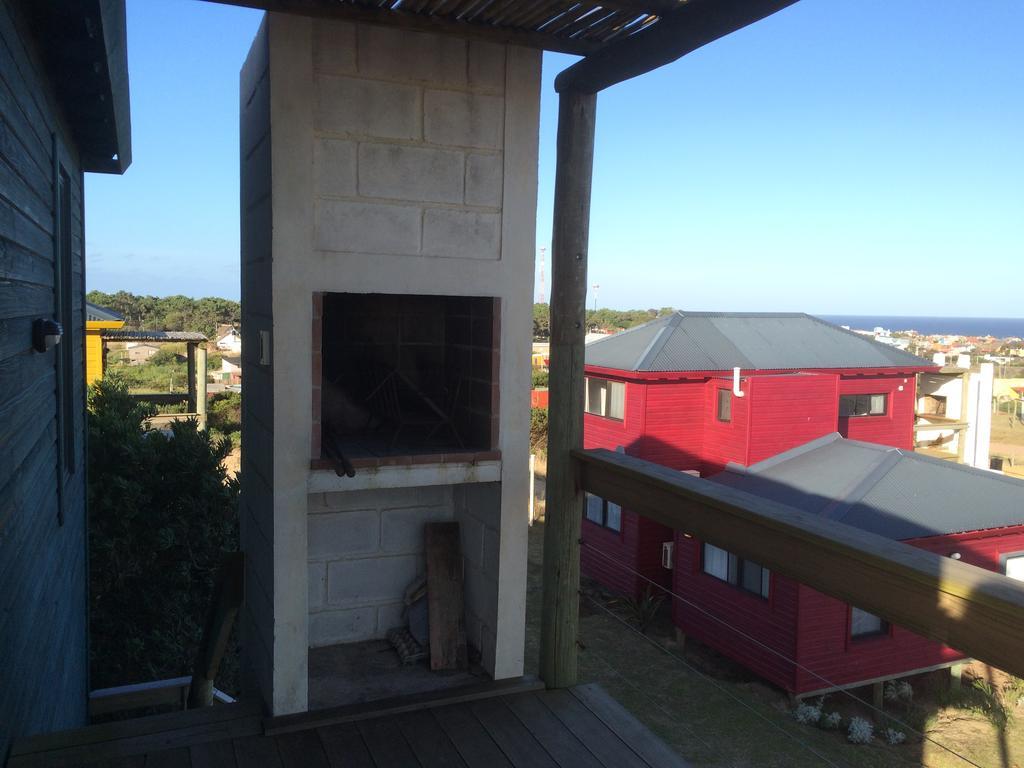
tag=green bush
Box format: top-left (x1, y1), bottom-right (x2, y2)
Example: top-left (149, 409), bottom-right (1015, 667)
top-left (531, 369), bottom-right (549, 388)
top-left (88, 378), bottom-right (239, 692)
top-left (530, 407), bottom-right (548, 455)
top-left (208, 391), bottom-right (241, 434)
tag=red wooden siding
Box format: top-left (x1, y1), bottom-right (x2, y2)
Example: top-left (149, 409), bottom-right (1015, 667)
top-left (672, 533), bottom-right (800, 691)
top-left (837, 374), bottom-right (916, 449)
top-left (745, 374), bottom-right (839, 464)
top-left (701, 380), bottom-right (750, 476)
top-left (582, 382), bottom-right (672, 596)
top-left (580, 364), bottom-right (923, 603)
top-left (793, 526), bottom-right (1024, 694)
top-left (639, 380), bottom-right (705, 471)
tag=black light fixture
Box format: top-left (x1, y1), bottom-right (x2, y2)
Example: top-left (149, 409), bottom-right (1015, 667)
top-left (32, 318), bottom-right (63, 353)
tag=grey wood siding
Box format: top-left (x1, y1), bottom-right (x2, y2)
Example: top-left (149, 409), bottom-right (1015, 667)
top-left (0, 0), bottom-right (89, 756)
top-left (239, 18), bottom-right (275, 708)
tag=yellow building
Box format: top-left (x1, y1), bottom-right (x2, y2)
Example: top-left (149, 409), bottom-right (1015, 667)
top-left (85, 302), bottom-right (125, 384)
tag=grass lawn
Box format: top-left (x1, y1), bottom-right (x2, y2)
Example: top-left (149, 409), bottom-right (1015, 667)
top-left (524, 520), bottom-right (1024, 767)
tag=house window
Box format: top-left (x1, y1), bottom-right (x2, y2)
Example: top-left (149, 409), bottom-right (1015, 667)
top-left (585, 377), bottom-right (625, 420)
top-left (585, 493), bottom-right (622, 532)
top-left (702, 543), bottom-right (770, 599)
top-left (850, 607), bottom-right (889, 638)
top-left (716, 388), bottom-right (732, 422)
top-left (1004, 554), bottom-right (1024, 582)
top-left (839, 393), bottom-right (887, 417)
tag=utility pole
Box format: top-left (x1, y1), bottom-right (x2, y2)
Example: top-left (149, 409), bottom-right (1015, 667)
top-left (592, 284), bottom-right (599, 312)
top-left (537, 247), bottom-right (547, 304)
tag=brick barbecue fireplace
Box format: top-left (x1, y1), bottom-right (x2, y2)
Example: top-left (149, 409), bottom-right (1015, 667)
top-left (239, 14), bottom-right (539, 716)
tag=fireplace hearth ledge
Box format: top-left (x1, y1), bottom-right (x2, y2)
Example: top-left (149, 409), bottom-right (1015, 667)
top-left (307, 459), bottom-right (502, 493)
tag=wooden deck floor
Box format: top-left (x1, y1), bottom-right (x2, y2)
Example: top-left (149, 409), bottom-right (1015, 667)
top-left (9, 680), bottom-right (688, 768)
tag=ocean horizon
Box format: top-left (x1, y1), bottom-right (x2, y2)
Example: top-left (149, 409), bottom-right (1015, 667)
top-left (819, 315), bottom-right (1024, 339)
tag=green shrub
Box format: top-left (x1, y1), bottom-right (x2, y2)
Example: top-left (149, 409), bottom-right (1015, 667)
top-left (208, 391), bottom-right (241, 434)
top-left (88, 377), bottom-right (239, 692)
top-left (530, 407), bottom-right (548, 455)
top-left (531, 369), bottom-right (549, 389)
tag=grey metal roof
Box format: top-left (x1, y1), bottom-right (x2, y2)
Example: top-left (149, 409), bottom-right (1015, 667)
top-left (101, 330), bottom-right (207, 342)
top-left (86, 302), bottom-right (123, 322)
top-left (713, 434), bottom-right (1024, 539)
top-left (585, 312), bottom-right (934, 372)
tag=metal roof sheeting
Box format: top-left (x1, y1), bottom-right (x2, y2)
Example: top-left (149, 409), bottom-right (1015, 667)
top-left (86, 302), bottom-right (123, 322)
top-left (101, 330), bottom-right (207, 342)
top-left (585, 312), bottom-right (933, 372)
top-left (713, 434), bottom-right (1024, 539)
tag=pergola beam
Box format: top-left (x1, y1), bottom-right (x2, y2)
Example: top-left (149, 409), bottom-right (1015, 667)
top-left (203, 0), bottom-right (601, 55)
top-left (555, 0), bottom-right (799, 93)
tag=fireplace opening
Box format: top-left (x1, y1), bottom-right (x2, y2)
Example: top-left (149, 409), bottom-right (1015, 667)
top-left (315, 293), bottom-right (498, 465)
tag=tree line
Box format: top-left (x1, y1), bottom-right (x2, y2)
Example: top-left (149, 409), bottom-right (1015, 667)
top-left (86, 290), bottom-right (241, 340)
top-left (533, 303), bottom-right (675, 340)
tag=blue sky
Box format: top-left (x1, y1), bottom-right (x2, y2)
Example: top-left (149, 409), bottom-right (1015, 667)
top-left (86, 0), bottom-right (1024, 316)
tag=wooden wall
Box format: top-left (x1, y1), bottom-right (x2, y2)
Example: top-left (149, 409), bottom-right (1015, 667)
top-left (0, 0), bottom-right (89, 754)
top-left (238, 18), bottom-right (275, 708)
top-left (837, 372), bottom-right (916, 449)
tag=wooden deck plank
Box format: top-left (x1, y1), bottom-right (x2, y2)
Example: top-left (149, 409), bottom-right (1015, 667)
top-left (83, 756), bottom-right (147, 768)
top-left (356, 719), bottom-right (420, 767)
top-left (143, 748), bottom-right (190, 767)
top-left (431, 704), bottom-right (512, 768)
top-left (467, 698), bottom-right (558, 768)
top-left (189, 739), bottom-right (237, 768)
top-left (570, 684), bottom-right (688, 768)
top-left (501, 693), bottom-right (597, 768)
top-left (9, 713), bottom-right (263, 768)
top-left (11, 700), bottom-right (263, 758)
top-left (232, 735), bottom-right (283, 768)
top-left (395, 710), bottom-right (467, 767)
top-left (265, 677), bottom-right (543, 735)
top-left (535, 689), bottom-right (649, 768)
top-left (276, 729), bottom-right (330, 768)
top-left (316, 725), bottom-right (375, 768)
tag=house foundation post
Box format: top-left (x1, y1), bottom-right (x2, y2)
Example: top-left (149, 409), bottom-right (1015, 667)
top-left (187, 343), bottom-right (197, 414)
top-left (195, 344), bottom-right (208, 430)
top-left (540, 88), bottom-right (597, 690)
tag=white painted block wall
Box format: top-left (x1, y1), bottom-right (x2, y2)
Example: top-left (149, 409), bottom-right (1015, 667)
top-left (241, 14), bottom-right (540, 715)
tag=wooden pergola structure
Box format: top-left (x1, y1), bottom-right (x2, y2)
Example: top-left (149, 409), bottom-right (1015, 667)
top-left (203, 0), bottom-right (1024, 690)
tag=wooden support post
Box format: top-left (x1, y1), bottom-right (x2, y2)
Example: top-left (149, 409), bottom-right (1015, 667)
top-left (540, 89), bottom-right (597, 690)
top-left (195, 344), bottom-right (208, 430)
top-left (872, 681), bottom-right (884, 710)
top-left (950, 662), bottom-right (964, 691)
top-left (187, 343), bottom-right (197, 414)
top-left (188, 552), bottom-right (244, 709)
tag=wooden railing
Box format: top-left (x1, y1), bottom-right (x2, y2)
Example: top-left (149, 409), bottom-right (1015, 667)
top-left (571, 448), bottom-right (1024, 679)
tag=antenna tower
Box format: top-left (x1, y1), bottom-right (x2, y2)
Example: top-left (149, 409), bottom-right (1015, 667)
top-left (537, 247), bottom-right (547, 304)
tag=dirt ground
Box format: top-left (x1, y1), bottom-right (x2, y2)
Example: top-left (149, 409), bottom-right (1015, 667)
top-left (524, 517), bottom-right (1024, 767)
top-left (989, 408), bottom-right (1024, 479)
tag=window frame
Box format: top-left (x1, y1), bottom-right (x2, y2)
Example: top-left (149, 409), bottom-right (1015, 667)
top-left (1001, 551), bottom-right (1024, 581)
top-left (716, 388), bottom-right (732, 422)
top-left (52, 151), bottom-right (77, 526)
top-left (584, 493), bottom-right (622, 533)
top-left (849, 606), bottom-right (890, 640)
top-left (584, 376), bottom-right (625, 421)
top-left (839, 393), bottom-right (888, 418)
top-left (701, 542), bottom-right (770, 599)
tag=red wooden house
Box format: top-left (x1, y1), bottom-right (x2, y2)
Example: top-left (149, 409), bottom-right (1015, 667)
top-left (581, 311), bottom-right (937, 597)
top-left (672, 434), bottom-right (1024, 695)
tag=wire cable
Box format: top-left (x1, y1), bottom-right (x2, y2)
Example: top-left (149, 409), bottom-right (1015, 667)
top-left (581, 592), bottom-right (849, 768)
top-left (581, 540), bottom-right (986, 768)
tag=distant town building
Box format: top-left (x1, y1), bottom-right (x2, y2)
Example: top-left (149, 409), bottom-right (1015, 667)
top-left (215, 324), bottom-right (242, 353)
top-left (86, 302), bottom-right (126, 384)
